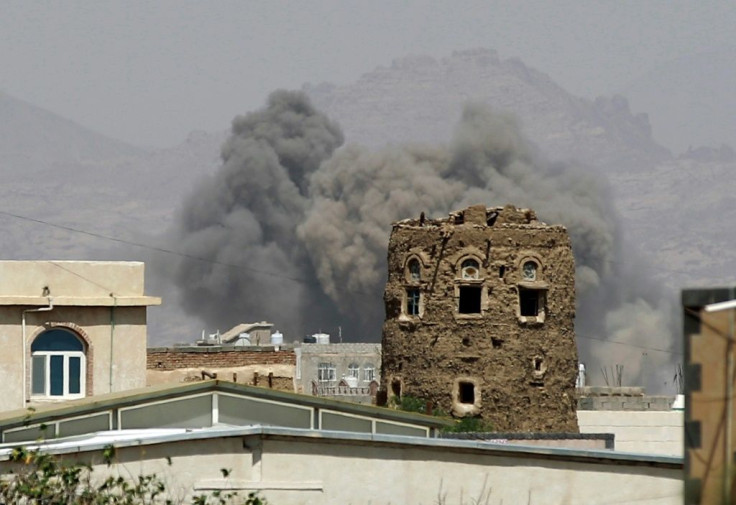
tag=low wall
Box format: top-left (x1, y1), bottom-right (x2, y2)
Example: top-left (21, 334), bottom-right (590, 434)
top-left (0, 427), bottom-right (683, 505)
top-left (577, 410), bottom-right (684, 456)
top-left (147, 346), bottom-right (296, 391)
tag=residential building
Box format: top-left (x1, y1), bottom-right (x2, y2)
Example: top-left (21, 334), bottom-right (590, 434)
top-left (381, 204), bottom-right (578, 431)
top-left (295, 337), bottom-right (380, 404)
top-left (0, 261), bottom-right (160, 412)
top-left (682, 287), bottom-right (736, 504)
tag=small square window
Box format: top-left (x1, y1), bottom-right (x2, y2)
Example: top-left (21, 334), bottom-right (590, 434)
top-left (458, 381), bottom-right (475, 404)
top-left (459, 286), bottom-right (482, 314)
top-left (519, 288), bottom-right (544, 317)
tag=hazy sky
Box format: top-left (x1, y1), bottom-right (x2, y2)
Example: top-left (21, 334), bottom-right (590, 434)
top-left (2, 1), bottom-right (734, 148)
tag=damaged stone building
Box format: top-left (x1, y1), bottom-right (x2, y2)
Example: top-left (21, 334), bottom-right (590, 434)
top-left (381, 204), bottom-right (579, 432)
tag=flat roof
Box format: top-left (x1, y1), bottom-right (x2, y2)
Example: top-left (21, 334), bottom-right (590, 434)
top-left (0, 424), bottom-right (683, 470)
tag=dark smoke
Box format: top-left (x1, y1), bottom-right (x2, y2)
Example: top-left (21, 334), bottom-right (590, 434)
top-left (170, 91), bottom-right (677, 391)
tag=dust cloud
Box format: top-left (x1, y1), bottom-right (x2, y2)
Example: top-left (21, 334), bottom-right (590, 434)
top-left (169, 90), bottom-right (676, 391)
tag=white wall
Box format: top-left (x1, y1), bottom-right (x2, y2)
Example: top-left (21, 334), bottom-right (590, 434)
top-left (0, 428), bottom-right (683, 505)
top-left (577, 410), bottom-right (684, 457)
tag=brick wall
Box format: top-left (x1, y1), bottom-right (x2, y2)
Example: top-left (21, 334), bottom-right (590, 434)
top-left (147, 346), bottom-right (296, 370)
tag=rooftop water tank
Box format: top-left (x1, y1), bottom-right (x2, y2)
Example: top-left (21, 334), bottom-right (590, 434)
top-left (271, 331), bottom-right (284, 345)
top-left (314, 333), bottom-right (330, 344)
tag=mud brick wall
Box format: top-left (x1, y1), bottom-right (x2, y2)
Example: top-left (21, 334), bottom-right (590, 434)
top-left (147, 346), bottom-right (296, 370)
top-left (381, 204), bottom-right (579, 432)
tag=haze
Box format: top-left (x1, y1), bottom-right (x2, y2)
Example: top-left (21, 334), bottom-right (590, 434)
top-left (2, 1), bottom-right (734, 151)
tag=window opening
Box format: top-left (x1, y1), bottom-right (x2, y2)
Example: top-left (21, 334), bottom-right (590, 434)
top-left (534, 357), bottom-right (544, 371)
top-left (391, 378), bottom-right (402, 398)
top-left (459, 286), bottom-right (482, 314)
top-left (317, 363), bottom-right (336, 383)
top-left (519, 288), bottom-right (543, 317)
top-left (347, 363), bottom-right (360, 378)
top-left (31, 329), bottom-right (86, 399)
top-left (406, 288), bottom-right (421, 316)
top-left (461, 259), bottom-right (480, 280)
top-left (407, 258), bottom-right (421, 281)
top-left (363, 365), bottom-right (375, 382)
top-left (499, 265), bottom-right (505, 278)
top-left (522, 261), bottom-right (537, 281)
top-left (458, 381), bottom-right (475, 404)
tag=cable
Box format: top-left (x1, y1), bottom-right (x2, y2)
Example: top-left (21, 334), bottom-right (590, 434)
top-left (0, 209), bottom-right (693, 357)
top-left (576, 332), bottom-right (682, 356)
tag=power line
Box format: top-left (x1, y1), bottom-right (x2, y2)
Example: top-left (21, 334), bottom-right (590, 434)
top-left (0, 209), bottom-right (691, 357)
top-left (576, 332), bottom-right (682, 356)
top-left (0, 209), bottom-right (314, 286)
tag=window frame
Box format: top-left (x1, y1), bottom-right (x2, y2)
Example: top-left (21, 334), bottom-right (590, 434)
top-left (347, 363), bottom-right (360, 379)
top-left (31, 350), bottom-right (86, 399)
top-left (405, 287), bottom-right (421, 316)
top-left (363, 365), bottom-right (376, 383)
top-left (461, 259), bottom-right (481, 280)
top-left (317, 362), bottom-right (336, 383)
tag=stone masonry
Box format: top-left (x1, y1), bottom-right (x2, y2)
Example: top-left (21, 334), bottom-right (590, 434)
top-left (381, 204), bottom-right (579, 432)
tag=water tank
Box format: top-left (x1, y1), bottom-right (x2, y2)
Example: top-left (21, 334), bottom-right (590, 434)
top-left (303, 335), bottom-right (317, 344)
top-left (271, 331), bottom-right (284, 345)
top-left (314, 333), bottom-right (330, 344)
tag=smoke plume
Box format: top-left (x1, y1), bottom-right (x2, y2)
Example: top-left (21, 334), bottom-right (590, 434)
top-left (170, 90), bottom-right (677, 391)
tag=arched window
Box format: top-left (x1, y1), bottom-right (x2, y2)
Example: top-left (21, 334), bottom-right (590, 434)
top-left (363, 364), bottom-right (376, 382)
top-left (31, 329), bottom-right (86, 399)
top-left (407, 258), bottom-right (421, 281)
top-left (347, 363), bottom-right (360, 379)
top-left (522, 261), bottom-right (538, 281)
top-left (461, 259), bottom-right (480, 280)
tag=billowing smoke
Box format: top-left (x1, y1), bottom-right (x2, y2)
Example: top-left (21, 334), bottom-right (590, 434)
top-left (170, 90), bottom-right (677, 391)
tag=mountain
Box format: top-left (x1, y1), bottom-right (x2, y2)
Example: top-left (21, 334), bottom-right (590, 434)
top-left (622, 45), bottom-right (736, 154)
top-left (304, 49), bottom-right (672, 173)
top-left (1, 48), bottom-right (734, 366)
top-left (0, 92), bottom-right (145, 180)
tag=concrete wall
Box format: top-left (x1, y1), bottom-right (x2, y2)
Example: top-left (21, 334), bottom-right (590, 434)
top-left (577, 410), bottom-right (684, 456)
top-left (0, 305), bottom-right (150, 412)
top-left (0, 429), bottom-right (682, 505)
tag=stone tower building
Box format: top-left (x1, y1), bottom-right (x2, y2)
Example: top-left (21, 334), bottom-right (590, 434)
top-left (380, 204), bottom-right (579, 432)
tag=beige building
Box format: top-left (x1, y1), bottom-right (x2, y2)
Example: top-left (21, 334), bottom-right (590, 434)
top-left (296, 339), bottom-right (381, 404)
top-left (0, 260), bottom-right (160, 412)
top-left (682, 287), bottom-right (736, 504)
top-left (381, 204), bottom-right (578, 431)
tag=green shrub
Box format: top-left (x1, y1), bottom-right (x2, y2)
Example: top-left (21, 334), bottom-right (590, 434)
top-left (0, 446), bottom-right (267, 505)
top-left (392, 395), bottom-right (494, 432)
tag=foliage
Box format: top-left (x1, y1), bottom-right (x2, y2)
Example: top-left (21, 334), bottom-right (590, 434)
top-left (0, 447), bottom-right (267, 505)
top-left (442, 416), bottom-right (495, 433)
top-left (392, 395), bottom-right (494, 432)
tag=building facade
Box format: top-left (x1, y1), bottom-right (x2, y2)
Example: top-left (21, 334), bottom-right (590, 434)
top-left (682, 287), bottom-right (736, 505)
top-left (0, 261), bottom-right (160, 412)
top-left (381, 204), bottom-right (578, 431)
top-left (296, 340), bottom-right (381, 404)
